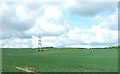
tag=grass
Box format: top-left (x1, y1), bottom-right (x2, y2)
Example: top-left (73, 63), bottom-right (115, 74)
top-left (2, 48), bottom-right (118, 72)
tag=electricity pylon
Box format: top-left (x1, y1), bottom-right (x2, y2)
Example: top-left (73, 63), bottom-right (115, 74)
top-left (37, 35), bottom-right (43, 51)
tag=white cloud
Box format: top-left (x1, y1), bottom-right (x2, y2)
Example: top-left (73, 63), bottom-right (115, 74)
top-left (93, 9), bottom-right (118, 30)
top-left (1, 36), bottom-right (57, 48)
top-left (31, 36), bottom-right (38, 48)
top-left (1, 2), bottom-right (117, 39)
top-left (56, 25), bottom-right (118, 48)
top-left (44, 6), bottom-right (63, 19)
top-left (54, 9), bottom-right (118, 48)
top-left (1, 2), bottom-right (36, 39)
top-left (2, 24), bottom-right (118, 48)
top-left (2, 38), bottom-right (31, 48)
top-left (1, 2), bottom-right (69, 39)
top-left (1, 2), bottom-right (118, 48)
top-left (26, 5), bottom-right (69, 36)
top-left (65, 2), bottom-right (117, 16)
top-left (64, 0), bottom-right (76, 8)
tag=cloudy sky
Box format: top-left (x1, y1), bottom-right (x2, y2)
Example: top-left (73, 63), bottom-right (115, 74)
top-left (0, 0), bottom-right (118, 48)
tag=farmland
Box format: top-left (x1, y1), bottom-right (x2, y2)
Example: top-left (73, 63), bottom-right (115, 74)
top-left (2, 48), bottom-right (118, 72)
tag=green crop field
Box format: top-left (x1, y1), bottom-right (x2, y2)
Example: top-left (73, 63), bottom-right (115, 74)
top-left (2, 48), bottom-right (118, 72)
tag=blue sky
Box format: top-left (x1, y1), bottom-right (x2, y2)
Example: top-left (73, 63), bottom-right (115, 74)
top-left (67, 8), bottom-right (117, 30)
top-left (68, 13), bottom-right (98, 29)
top-left (0, 1), bottom-right (118, 48)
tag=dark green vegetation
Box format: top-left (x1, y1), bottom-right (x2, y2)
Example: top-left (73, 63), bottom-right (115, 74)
top-left (2, 48), bottom-right (118, 72)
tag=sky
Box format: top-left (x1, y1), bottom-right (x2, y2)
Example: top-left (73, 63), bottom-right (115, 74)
top-left (0, 0), bottom-right (119, 48)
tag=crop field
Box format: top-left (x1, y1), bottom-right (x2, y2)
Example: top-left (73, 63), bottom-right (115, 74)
top-left (2, 48), bottom-right (118, 72)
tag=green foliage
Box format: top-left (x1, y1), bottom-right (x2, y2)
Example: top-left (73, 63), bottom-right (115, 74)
top-left (2, 48), bottom-right (118, 72)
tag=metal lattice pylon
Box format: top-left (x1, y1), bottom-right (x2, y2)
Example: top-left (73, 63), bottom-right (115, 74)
top-left (37, 35), bottom-right (43, 51)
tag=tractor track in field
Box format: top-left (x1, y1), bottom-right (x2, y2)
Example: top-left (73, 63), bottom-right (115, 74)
top-left (16, 67), bottom-right (39, 74)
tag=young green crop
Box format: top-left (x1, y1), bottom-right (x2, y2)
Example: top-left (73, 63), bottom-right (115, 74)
top-left (2, 48), bottom-right (118, 72)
